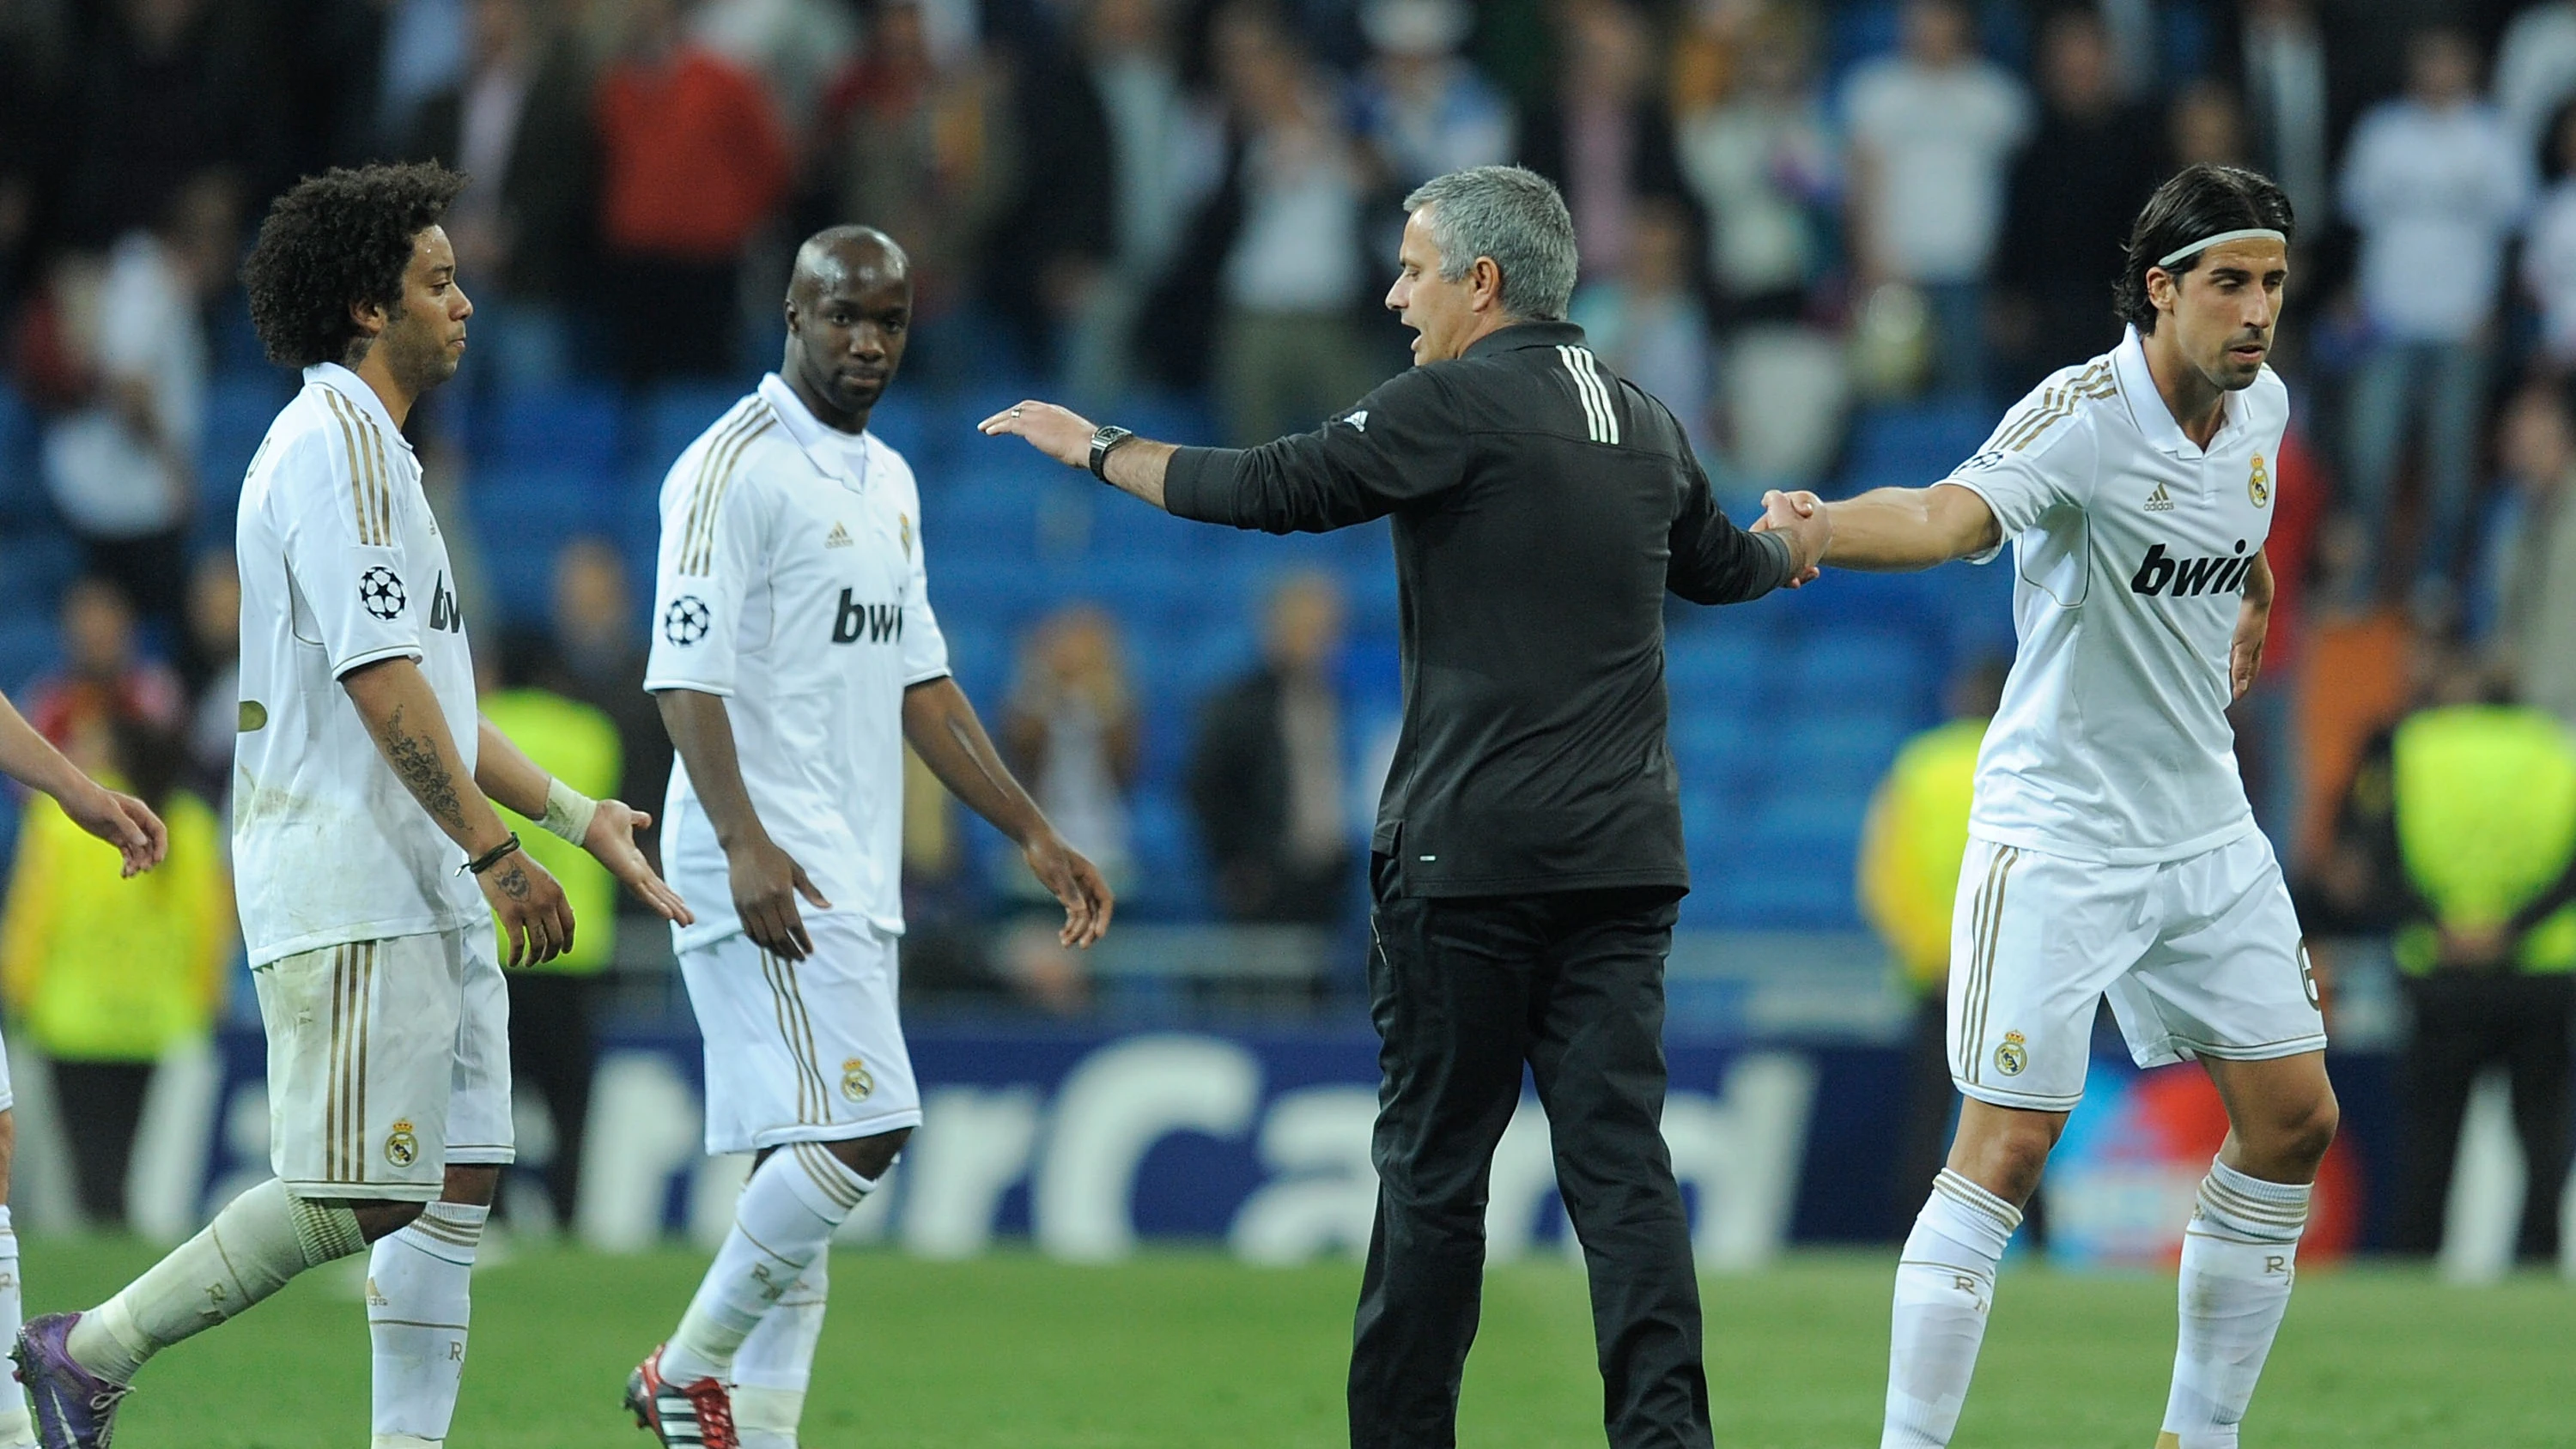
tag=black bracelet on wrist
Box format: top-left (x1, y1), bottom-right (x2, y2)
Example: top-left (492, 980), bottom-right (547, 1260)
top-left (461, 833), bottom-right (522, 876)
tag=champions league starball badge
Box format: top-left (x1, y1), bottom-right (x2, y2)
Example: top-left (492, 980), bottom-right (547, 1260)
top-left (359, 567), bottom-right (407, 620)
top-left (663, 595), bottom-right (712, 646)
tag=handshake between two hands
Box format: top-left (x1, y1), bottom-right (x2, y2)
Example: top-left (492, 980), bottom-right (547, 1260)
top-left (1750, 488), bottom-right (1832, 588)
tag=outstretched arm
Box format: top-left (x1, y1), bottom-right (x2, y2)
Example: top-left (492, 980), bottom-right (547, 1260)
top-left (978, 401), bottom-right (1176, 509)
top-left (476, 718), bottom-right (692, 925)
top-left (1752, 483), bottom-right (2003, 573)
top-left (902, 676), bottom-right (1112, 948)
top-left (980, 371), bottom-right (1467, 534)
top-left (343, 658), bottom-right (572, 964)
top-left (0, 688), bottom-right (165, 875)
top-left (657, 688), bottom-right (830, 961)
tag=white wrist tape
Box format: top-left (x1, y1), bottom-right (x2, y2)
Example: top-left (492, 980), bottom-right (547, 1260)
top-left (539, 776), bottom-right (599, 845)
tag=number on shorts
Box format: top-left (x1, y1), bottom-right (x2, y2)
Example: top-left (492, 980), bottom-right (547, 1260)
top-left (2296, 944), bottom-right (2320, 1009)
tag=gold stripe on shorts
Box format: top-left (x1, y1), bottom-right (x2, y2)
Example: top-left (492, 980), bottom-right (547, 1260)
top-left (784, 958), bottom-right (830, 1124)
top-left (1957, 847), bottom-right (2006, 1083)
top-left (325, 944), bottom-right (345, 1182)
top-left (357, 943), bottom-right (376, 1179)
top-left (1966, 848), bottom-right (2021, 1084)
top-left (760, 951), bottom-right (829, 1125)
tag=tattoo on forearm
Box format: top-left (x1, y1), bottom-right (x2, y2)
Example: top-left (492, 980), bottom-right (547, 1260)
top-left (495, 862), bottom-right (532, 900)
top-left (381, 704), bottom-right (467, 831)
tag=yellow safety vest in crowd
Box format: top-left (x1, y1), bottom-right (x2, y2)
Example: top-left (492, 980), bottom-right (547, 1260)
top-left (482, 687), bottom-right (623, 974)
top-left (1858, 717), bottom-right (1987, 997)
top-left (0, 785), bottom-right (232, 1061)
top-left (2391, 704), bottom-right (2576, 974)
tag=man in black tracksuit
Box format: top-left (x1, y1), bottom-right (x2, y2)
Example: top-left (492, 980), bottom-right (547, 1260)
top-left (981, 165), bottom-right (1829, 1449)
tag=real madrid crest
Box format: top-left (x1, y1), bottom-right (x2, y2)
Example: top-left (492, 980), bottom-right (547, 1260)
top-left (386, 1119), bottom-right (421, 1167)
top-left (1995, 1031), bottom-right (2029, 1077)
top-left (2248, 452), bottom-right (2270, 508)
top-left (899, 512), bottom-right (912, 560)
top-left (841, 1057), bottom-right (875, 1101)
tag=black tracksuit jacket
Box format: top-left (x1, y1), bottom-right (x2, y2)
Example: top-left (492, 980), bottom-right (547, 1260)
top-left (1163, 320), bottom-right (1791, 900)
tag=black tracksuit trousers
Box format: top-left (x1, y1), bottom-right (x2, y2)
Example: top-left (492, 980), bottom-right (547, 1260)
top-left (1349, 857), bottom-right (1711, 1449)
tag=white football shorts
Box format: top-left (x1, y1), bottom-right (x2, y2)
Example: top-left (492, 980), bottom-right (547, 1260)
top-left (680, 912), bottom-right (921, 1155)
top-left (0, 1031), bottom-right (12, 1113)
top-left (1947, 829), bottom-right (2325, 1112)
top-left (252, 927), bottom-right (514, 1202)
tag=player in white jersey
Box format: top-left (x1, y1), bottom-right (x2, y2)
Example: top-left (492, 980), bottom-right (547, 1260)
top-left (0, 689), bottom-right (164, 1449)
top-left (16, 164), bottom-right (690, 1449)
top-left (1755, 166), bottom-right (2334, 1449)
top-left (623, 227), bottom-right (1111, 1449)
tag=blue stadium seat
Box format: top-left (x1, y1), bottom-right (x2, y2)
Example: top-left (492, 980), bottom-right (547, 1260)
top-left (636, 382), bottom-right (744, 478)
top-left (1844, 401), bottom-right (1996, 483)
top-left (1784, 629), bottom-right (1930, 706)
top-left (1663, 633), bottom-right (1771, 706)
top-left (483, 385), bottom-right (623, 470)
top-left (0, 531), bottom-right (78, 616)
top-left (0, 382), bottom-right (39, 524)
top-left (866, 391), bottom-right (932, 469)
top-left (0, 615), bottom-right (61, 696)
top-left (465, 464), bottom-right (617, 626)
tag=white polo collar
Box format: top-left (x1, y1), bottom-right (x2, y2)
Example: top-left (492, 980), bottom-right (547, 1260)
top-left (2111, 324), bottom-right (2237, 460)
top-left (758, 372), bottom-right (872, 489)
top-left (304, 362), bottom-right (415, 452)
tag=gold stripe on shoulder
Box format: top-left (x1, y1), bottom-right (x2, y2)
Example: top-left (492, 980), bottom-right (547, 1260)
top-left (361, 412), bottom-right (394, 545)
top-left (319, 392), bottom-right (378, 546)
top-left (684, 406), bottom-right (778, 575)
top-left (1996, 362), bottom-right (2111, 454)
top-left (673, 400), bottom-right (767, 578)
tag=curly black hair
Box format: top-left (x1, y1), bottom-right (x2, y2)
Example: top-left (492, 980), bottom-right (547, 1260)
top-left (241, 162), bottom-right (468, 369)
top-left (2114, 164), bottom-right (2295, 335)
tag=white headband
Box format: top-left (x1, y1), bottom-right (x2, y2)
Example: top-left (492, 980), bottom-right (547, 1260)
top-left (2158, 228), bottom-right (2287, 268)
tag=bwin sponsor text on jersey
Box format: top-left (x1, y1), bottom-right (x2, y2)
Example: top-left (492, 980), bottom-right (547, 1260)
top-left (2129, 541), bottom-right (2257, 598)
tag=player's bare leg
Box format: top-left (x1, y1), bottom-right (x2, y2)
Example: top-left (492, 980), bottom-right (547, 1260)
top-left (630, 1130), bottom-right (908, 1449)
top-left (2154, 1051), bottom-right (2336, 1449)
top-left (369, 1163), bottom-right (499, 1449)
top-left (0, 1110), bottom-right (32, 1449)
top-left (1882, 1099), bottom-right (2065, 1448)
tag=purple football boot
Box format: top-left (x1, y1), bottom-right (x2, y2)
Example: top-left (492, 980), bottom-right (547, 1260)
top-left (13, 1313), bottom-right (131, 1449)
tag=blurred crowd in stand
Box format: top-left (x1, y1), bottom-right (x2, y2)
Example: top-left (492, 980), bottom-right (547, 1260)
top-left (6, 0), bottom-right (2576, 1249)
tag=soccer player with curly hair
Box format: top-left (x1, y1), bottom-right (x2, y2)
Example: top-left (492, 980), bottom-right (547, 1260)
top-left (14, 162), bottom-right (691, 1449)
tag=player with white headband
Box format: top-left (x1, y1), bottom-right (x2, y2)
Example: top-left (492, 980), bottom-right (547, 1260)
top-left (1752, 164), bottom-right (2326, 1449)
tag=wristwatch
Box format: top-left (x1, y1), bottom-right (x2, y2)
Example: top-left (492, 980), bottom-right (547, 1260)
top-left (1088, 425), bottom-right (1136, 482)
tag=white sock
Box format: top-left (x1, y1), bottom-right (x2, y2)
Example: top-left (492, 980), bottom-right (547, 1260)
top-left (2162, 1160), bottom-right (2309, 1449)
top-left (1883, 1170), bottom-right (2023, 1449)
top-left (369, 1201), bottom-right (488, 1447)
top-left (68, 1179), bottom-right (365, 1383)
top-left (661, 1143), bottom-right (871, 1385)
top-left (0, 1205), bottom-right (33, 1448)
top-left (733, 1252), bottom-right (827, 1449)
top-left (734, 1385), bottom-right (808, 1449)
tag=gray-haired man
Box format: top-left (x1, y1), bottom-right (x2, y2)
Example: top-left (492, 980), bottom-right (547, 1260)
top-left (983, 165), bottom-right (1827, 1448)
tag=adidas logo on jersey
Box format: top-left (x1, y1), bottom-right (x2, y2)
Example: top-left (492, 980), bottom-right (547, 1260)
top-left (2130, 541), bottom-right (2254, 597)
top-left (825, 521), bottom-right (854, 548)
top-left (2144, 482), bottom-right (2176, 512)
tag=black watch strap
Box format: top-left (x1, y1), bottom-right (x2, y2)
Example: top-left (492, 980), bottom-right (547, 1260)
top-left (1089, 425), bottom-right (1136, 482)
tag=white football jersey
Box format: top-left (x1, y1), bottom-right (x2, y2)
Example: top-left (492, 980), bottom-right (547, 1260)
top-left (1939, 326), bottom-right (2287, 864)
top-left (234, 364), bottom-right (484, 966)
top-left (645, 373), bottom-right (950, 950)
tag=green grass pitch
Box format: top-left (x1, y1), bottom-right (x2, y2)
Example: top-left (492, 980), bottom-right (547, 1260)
top-left (21, 1240), bottom-right (2574, 1446)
